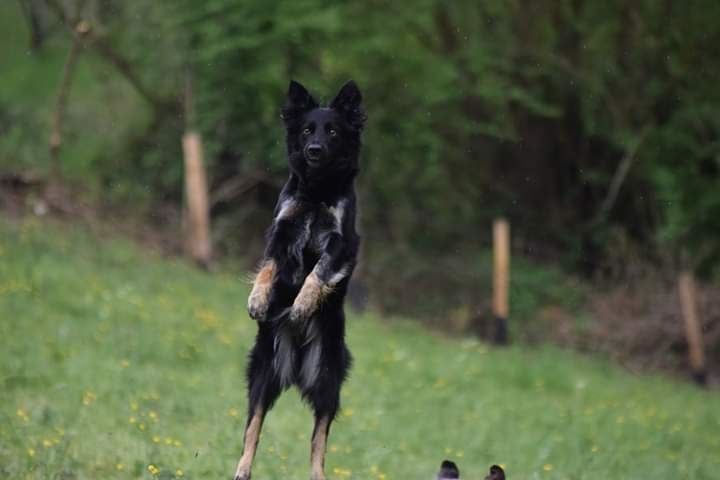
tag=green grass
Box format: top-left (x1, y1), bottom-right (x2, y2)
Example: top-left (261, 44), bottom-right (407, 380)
top-left (1, 218), bottom-right (719, 480)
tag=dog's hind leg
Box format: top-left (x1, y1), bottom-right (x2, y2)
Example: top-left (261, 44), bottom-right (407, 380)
top-left (305, 341), bottom-right (351, 480)
top-left (234, 343), bottom-right (282, 480)
top-left (310, 412), bottom-right (332, 480)
top-left (234, 407), bottom-right (265, 480)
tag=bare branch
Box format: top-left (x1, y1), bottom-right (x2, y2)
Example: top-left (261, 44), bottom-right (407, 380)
top-left (44, 0), bottom-right (172, 112)
top-left (592, 127), bottom-right (649, 224)
top-left (48, 20), bottom-right (88, 179)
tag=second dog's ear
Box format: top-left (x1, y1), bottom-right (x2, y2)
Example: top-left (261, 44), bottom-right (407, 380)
top-left (437, 459), bottom-right (460, 479)
top-left (485, 465), bottom-right (505, 480)
top-left (286, 80), bottom-right (319, 112)
top-left (330, 80), bottom-right (366, 130)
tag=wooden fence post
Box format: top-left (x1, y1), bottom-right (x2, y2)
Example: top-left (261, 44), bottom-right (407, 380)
top-left (182, 70), bottom-right (212, 269)
top-left (678, 271), bottom-right (707, 386)
top-left (182, 131), bottom-right (212, 269)
top-left (492, 218), bottom-right (510, 344)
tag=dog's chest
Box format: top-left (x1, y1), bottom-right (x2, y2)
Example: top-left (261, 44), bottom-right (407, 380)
top-left (306, 203), bottom-right (342, 252)
top-left (279, 199), bottom-right (344, 277)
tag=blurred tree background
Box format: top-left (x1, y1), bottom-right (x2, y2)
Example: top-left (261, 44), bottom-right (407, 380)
top-left (1, 0), bottom-right (719, 351)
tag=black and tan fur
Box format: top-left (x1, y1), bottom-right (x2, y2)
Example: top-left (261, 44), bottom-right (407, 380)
top-left (233, 80), bottom-right (365, 480)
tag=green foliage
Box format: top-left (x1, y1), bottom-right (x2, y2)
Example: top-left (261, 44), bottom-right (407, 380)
top-left (2, 220), bottom-right (720, 479)
top-left (2, 0), bottom-right (720, 306)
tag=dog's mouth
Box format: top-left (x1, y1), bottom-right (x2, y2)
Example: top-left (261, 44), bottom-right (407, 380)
top-left (306, 156), bottom-right (323, 167)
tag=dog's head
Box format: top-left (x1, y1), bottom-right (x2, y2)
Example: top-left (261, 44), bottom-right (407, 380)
top-left (281, 80), bottom-right (365, 182)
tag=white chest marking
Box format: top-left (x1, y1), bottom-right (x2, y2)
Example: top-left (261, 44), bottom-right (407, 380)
top-left (327, 200), bottom-right (345, 234)
top-left (276, 199), bottom-right (297, 220)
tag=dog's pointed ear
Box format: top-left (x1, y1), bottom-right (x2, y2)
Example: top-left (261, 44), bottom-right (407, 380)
top-left (331, 80), bottom-right (362, 110)
top-left (437, 459), bottom-right (460, 480)
top-left (485, 465), bottom-right (505, 480)
top-left (282, 80), bottom-right (319, 125)
top-left (330, 80), bottom-right (366, 130)
top-left (287, 80), bottom-right (319, 110)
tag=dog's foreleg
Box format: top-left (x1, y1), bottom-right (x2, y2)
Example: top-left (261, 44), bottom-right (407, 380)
top-left (234, 407), bottom-right (265, 480)
top-left (248, 260), bottom-right (276, 320)
top-left (290, 270), bottom-right (333, 323)
top-left (290, 233), bottom-right (351, 323)
top-left (310, 414), bottom-right (331, 480)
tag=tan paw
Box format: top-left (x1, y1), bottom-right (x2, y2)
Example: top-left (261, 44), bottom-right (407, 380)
top-left (247, 287), bottom-right (270, 321)
top-left (290, 273), bottom-right (323, 323)
top-left (248, 261), bottom-right (276, 321)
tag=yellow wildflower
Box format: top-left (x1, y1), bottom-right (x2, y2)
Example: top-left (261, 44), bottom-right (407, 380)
top-left (16, 408), bottom-right (29, 422)
top-left (82, 391), bottom-right (96, 406)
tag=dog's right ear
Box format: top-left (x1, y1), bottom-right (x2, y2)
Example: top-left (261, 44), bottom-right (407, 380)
top-left (485, 465), bottom-right (505, 480)
top-left (437, 459), bottom-right (460, 479)
top-left (282, 80), bottom-right (319, 124)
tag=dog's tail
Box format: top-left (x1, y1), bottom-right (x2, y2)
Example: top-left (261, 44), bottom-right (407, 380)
top-left (436, 460), bottom-right (460, 479)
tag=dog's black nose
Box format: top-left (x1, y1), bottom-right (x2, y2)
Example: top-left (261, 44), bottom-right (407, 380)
top-left (305, 144), bottom-right (324, 160)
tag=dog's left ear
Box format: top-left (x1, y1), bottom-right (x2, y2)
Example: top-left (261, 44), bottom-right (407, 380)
top-left (330, 80), bottom-right (366, 131)
top-left (436, 459), bottom-right (460, 479)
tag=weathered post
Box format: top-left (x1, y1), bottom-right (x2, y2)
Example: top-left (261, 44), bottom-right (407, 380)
top-left (678, 271), bottom-right (707, 386)
top-left (182, 72), bottom-right (212, 269)
top-left (182, 131), bottom-right (212, 269)
top-left (492, 218), bottom-right (510, 344)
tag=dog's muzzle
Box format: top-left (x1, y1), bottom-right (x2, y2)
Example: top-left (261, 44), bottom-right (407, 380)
top-left (304, 144), bottom-right (326, 166)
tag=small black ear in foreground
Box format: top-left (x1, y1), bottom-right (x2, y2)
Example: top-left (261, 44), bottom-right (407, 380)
top-left (330, 80), bottom-right (366, 130)
top-left (437, 459), bottom-right (460, 479)
top-left (282, 80), bottom-right (319, 123)
top-left (485, 464), bottom-right (505, 480)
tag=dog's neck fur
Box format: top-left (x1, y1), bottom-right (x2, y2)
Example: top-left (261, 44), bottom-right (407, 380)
top-left (288, 168), bottom-right (357, 204)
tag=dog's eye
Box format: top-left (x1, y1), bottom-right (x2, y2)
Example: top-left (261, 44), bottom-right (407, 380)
top-left (302, 128), bottom-right (311, 135)
top-left (329, 129), bottom-right (337, 136)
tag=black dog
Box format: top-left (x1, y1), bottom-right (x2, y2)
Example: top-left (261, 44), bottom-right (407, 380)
top-left (233, 80), bottom-right (365, 480)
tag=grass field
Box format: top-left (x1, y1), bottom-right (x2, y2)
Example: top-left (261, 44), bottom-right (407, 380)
top-left (1, 218), bottom-right (719, 480)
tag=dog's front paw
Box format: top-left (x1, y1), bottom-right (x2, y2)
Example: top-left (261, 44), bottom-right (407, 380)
top-left (247, 289), bottom-right (270, 321)
top-left (289, 297), bottom-right (315, 324)
top-left (290, 274), bottom-right (323, 324)
top-left (248, 261), bottom-right (276, 321)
